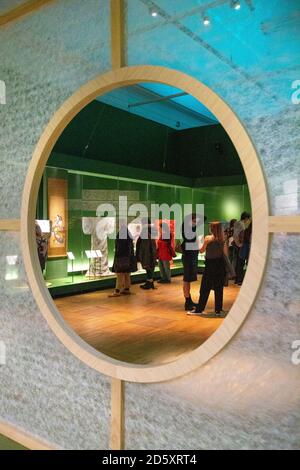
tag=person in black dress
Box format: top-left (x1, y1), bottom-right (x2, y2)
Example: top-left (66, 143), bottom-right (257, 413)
top-left (109, 221), bottom-right (136, 297)
top-left (188, 221), bottom-right (227, 317)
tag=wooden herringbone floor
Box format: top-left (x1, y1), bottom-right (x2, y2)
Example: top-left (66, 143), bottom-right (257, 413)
top-left (55, 276), bottom-right (240, 365)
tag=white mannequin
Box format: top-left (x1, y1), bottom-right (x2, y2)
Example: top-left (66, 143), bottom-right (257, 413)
top-left (82, 217), bottom-right (115, 277)
top-left (95, 216), bottom-right (115, 276)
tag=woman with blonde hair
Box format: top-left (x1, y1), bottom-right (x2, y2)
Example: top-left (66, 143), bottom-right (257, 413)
top-left (188, 221), bottom-right (227, 317)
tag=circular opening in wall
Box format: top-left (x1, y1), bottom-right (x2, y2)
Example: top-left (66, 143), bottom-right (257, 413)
top-left (21, 66), bottom-right (269, 383)
top-left (35, 83), bottom-right (251, 365)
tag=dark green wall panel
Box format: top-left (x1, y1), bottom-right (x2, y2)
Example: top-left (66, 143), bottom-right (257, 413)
top-left (52, 100), bottom-right (243, 179)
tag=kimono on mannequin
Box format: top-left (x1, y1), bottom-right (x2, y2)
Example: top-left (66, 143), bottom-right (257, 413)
top-left (82, 217), bottom-right (115, 277)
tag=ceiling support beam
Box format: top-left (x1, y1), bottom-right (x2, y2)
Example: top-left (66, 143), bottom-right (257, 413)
top-left (128, 91), bottom-right (187, 108)
top-left (0, 0), bottom-right (54, 27)
top-left (127, 86), bottom-right (217, 124)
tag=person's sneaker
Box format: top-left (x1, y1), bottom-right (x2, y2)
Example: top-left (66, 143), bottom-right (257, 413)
top-left (140, 281), bottom-right (155, 290)
top-left (187, 308), bottom-right (203, 316)
top-left (215, 310), bottom-right (226, 317)
top-left (158, 279), bottom-right (171, 284)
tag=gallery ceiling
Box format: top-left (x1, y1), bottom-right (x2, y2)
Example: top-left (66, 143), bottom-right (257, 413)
top-left (97, 84), bottom-right (219, 130)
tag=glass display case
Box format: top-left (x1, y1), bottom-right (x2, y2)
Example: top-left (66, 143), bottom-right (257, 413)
top-left (36, 165), bottom-right (251, 296)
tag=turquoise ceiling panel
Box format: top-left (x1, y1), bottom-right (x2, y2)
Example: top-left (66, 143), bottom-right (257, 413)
top-left (97, 83), bottom-right (218, 129)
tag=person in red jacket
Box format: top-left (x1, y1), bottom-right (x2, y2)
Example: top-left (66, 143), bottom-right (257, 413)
top-left (157, 222), bottom-right (176, 284)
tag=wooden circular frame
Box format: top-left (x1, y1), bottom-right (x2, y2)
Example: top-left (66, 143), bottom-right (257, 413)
top-left (21, 65), bottom-right (269, 383)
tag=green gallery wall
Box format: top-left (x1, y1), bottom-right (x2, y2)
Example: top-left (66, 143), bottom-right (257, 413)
top-left (39, 99), bottom-right (250, 283)
top-left (52, 99), bottom-right (244, 178)
top-left (40, 167), bottom-right (250, 281)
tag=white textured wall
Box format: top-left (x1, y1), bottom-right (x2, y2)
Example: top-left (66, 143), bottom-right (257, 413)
top-left (0, 0), bottom-right (299, 450)
top-left (126, 235), bottom-right (300, 450)
top-left (0, 0), bottom-right (112, 449)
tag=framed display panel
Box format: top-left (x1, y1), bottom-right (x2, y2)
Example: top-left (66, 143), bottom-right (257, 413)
top-left (47, 178), bottom-right (68, 257)
top-left (21, 66), bottom-right (269, 383)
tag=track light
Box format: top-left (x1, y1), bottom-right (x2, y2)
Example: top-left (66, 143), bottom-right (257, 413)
top-left (231, 0), bottom-right (241, 9)
top-left (203, 15), bottom-right (211, 26)
top-left (149, 6), bottom-right (158, 17)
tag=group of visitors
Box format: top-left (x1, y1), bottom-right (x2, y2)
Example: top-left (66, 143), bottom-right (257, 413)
top-left (185, 211), bottom-right (252, 316)
top-left (36, 210), bottom-right (251, 316)
top-left (183, 214), bottom-right (227, 316)
top-left (109, 219), bottom-right (176, 297)
top-left (108, 211), bottom-right (252, 316)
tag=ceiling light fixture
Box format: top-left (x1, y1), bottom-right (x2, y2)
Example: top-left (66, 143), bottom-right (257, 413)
top-left (203, 15), bottom-right (211, 26)
top-left (231, 0), bottom-right (241, 10)
top-left (149, 6), bottom-right (158, 17)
